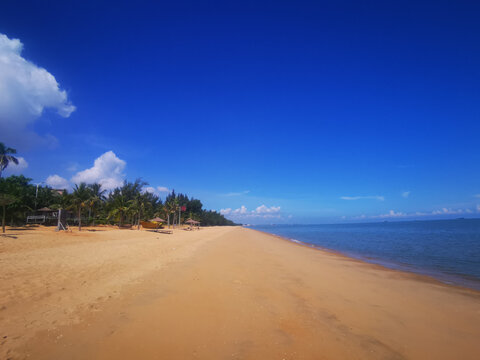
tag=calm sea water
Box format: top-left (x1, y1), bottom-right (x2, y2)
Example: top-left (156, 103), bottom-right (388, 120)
top-left (252, 219), bottom-right (480, 291)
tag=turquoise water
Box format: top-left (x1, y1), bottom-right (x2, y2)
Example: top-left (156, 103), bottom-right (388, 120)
top-left (252, 219), bottom-right (480, 291)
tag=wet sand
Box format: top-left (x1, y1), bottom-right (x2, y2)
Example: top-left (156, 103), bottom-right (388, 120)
top-left (1, 226), bottom-right (479, 359)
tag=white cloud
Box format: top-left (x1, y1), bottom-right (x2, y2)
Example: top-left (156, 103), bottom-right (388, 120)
top-left (340, 195), bottom-right (384, 201)
top-left (143, 186), bottom-right (170, 195)
top-left (0, 33), bottom-right (75, 147)
top-left (233, 205), bottom-right (248, 215)
top-left (4, 156), bottom-right (28, 174)
top-left (474, 194), bottom-right (480, 198)
top-left (219, 208), bottom-right (232, 215)
top-left (46, 174), bottom-right (70, 189)
top-left (143, 186), bottom-right (157, 194)
top-left (402, 191), bottom-right (410, 198)
top-left (71, 151), bottom-right (126, 190)
top-left (220, 205), bottom-right (282, 220)
top-left (255, 205), bottom-right (281, 214)
top-left (353, 205), bottom-right (480, 220)
top-left (431, 208), bottom-right (466, 215)
top-left (376, 210), bottom-right (406, 218)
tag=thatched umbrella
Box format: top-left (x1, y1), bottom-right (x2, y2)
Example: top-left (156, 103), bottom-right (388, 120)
top-left (185, 218), bottom-right (200, 229)
top-left (37, 207), bottom-right (53, 212)
top-left (150, 217), bottom-right (165, 222)
top-left (185, 218), bottom-right (199, 224)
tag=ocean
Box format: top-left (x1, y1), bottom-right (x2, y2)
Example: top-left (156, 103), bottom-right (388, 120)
top-left (252, 219), bottom-right (480, 291)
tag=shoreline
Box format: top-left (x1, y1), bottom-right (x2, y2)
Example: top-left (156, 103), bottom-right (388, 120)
top-left (2, 225), bottom-right (480, 359)
top-left (250, 227), bottom-right (480, 293)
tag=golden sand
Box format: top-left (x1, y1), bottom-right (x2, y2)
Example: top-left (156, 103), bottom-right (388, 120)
top-left (1, 226), bottom-right (479, 359)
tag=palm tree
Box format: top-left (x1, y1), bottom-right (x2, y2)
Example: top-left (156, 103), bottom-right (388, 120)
top-left (107, 189), bottom-right (129, 227)
top-left (71, 183), bottom-right (90, 231)
top-left (0, 143), bottom-right (19, 178)
top-left (0, 193), bottom-right (16, 233)
top-left (164, 200), bottom-right (178, 229)
top-left (87, 183), bottom-right (106, 226)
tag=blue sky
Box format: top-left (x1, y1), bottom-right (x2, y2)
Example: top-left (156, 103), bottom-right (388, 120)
top-left (1, 0), bottom-right (479, 224)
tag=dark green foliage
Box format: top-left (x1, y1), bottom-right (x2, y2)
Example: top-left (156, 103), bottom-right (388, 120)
top-left (0, 143), bottom-right (19, 178)
top-left (165, 189), bottom-right (236, 226)
top-left (0, 175), bottom-right (236, 227)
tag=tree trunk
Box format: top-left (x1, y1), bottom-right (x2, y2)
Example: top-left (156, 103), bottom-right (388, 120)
top-left (167, 214), bottom-right (170, 229)
top-left (2, 204), bottom-right (5, 233)
top-left (78, 208), bottom-right (82, 231)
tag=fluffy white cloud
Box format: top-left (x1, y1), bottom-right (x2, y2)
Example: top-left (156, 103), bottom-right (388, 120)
top-left (255, 205), bottom-right (281, 214)
top-left (233, 205), bottom-right (248, 215)
top-left (220, 205), bottom-right (282, 220)
top-left (402, 191), bottom-right (410, 198)
top-left (45, 174), bottom-right (70, 189)
top-left (143, 186), bottom-right (170, 195)
top-left (220, 208), bottom-right (232, 215)
top-left (4, 156), bottom-right (28, 174)
top-left (340, 195), bottom-right (385, 201)
top-left (70, 151), bottom-right (126, 190)
top-left (0, 33), bottom-right (75, 147)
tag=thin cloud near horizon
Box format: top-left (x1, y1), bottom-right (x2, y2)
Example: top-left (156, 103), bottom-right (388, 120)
top-left (340, 195), bottom-right (385, 201)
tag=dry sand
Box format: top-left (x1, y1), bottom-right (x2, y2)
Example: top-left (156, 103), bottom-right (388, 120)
top-left (0, 225), bottom-right (479, 359)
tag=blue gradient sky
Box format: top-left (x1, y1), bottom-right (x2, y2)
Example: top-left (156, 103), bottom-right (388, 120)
top-left (1, 1), bottom-right (479, 224)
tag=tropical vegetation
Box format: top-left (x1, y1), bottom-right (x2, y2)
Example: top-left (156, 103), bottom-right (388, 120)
top-left (0, 175), bottom-right (236, 230)
top-left (0, 142), bottom-right (19, 178)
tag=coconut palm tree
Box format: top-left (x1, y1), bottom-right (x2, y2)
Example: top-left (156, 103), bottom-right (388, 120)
top-left (87, 183), bottom-right (106, 226)
top-left (107, 189), bottom-right (129, 227)
top-left (71, 183), bottom-right (90, 231)
top-left (0, 143), bottom-right (19, 178)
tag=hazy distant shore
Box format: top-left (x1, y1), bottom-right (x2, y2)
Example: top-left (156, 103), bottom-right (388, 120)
top-left (1, 226), bottom-right (479, 359)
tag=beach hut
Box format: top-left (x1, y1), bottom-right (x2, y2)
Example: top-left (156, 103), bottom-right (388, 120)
top-left (27, 207), bottom-right (59, 224)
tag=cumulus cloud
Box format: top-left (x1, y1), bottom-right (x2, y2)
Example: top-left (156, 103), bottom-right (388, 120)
top-left (402, 191), bottom-right (410, 198)
top-left (70, 151), bottom-right (126, 190)
top-left (255, 205), bottom-right (281, 214)
top-left (0, 33), bottom-right (75, 147)
top-left (4, 156), bottom-right (28, 174)
top-left (220, 205), bottom-right (282, 220)
top-left (143, 186), bottom-right (170, 195)
top-left (340, 195), bottom-right (384, 201)
top-left (46, 174), bottom-right (70, 189)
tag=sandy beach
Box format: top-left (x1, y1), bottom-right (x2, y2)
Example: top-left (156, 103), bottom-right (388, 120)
top-left (1, 225), bottom-right (479, 359)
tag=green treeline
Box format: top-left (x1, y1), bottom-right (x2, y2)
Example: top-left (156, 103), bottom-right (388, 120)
top-left (0, 175), bottom-right (236, 229)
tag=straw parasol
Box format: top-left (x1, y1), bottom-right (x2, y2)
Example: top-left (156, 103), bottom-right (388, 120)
top-left (150, 217), bottom-right (165, 222)
top-left (37, 207), bottom-right (53, 212)
top-left (185, 218), bottom-right (200, 225)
